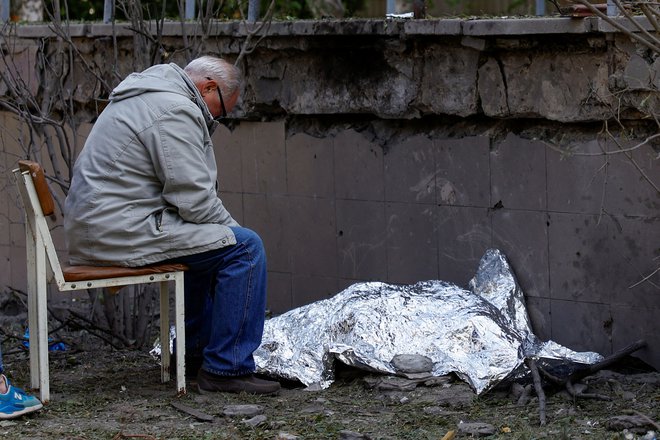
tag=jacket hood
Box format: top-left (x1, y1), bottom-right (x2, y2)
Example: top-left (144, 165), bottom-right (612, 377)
top-left (110, 63), bottom-right (193, 101)
top-left (109, 63), bottom-right (217, 132)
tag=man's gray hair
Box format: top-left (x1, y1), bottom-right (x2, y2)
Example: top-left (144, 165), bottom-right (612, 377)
top-left (184, 56), bottom-right (242, 97)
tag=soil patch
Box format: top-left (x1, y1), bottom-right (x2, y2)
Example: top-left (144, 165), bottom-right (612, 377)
top-left (0, 343), bottom-right (658, 440)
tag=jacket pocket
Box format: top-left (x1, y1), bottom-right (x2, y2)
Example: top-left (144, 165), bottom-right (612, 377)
top-left (155, 210), bottom-right (164, 232)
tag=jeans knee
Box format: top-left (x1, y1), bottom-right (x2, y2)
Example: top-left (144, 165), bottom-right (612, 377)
top-left (231, 227), bottom-right (265, 260)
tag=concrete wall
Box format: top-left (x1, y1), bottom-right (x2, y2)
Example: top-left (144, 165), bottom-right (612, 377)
top-left (1, 17), bottom-right (658, 368)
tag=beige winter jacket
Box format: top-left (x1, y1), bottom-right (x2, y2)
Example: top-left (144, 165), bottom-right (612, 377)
top-left (64, 63), bottom-right (238, 267)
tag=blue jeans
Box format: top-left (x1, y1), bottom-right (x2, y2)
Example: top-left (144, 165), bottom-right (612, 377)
top-left (166, 227), bottom-right (267, 376)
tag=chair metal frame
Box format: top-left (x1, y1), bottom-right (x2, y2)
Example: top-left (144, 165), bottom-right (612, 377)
top-left (13, 160), bottom-right (186, 403)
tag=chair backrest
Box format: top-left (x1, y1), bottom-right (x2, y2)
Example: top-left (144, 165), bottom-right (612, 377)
top-left (14, 160), bottom-right (189, 288)
top-left (14, 160), bottom-right (67, 287)
top-left (18, 160), bottom-right (56, 219)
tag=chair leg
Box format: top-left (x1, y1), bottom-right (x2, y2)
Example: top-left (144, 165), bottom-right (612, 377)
top-left (174, 274), bottom-right (186, 395)
top-left (35, 241), bottom-right (50, 403)
top-left (25, 227), bottom-right (40, 391)
top-left (159, 281), bottom-right (170, 383)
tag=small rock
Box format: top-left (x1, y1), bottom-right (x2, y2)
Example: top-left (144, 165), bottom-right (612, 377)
top-left (423, 376), bottom-right (452, 387)
top-left (622, 391), bottom-right (636, 400)
top-left (223, 404), bottom-right (264, 417)
top-left (391, 354), bottom-right (434, 374)
top-left (275, 433), bottom-right (299, 440)
top-left (243, 414), bottom-right (267, 427)
top-left (432, 383), bottom-right (476, 409)
top-left (554, 406), bottom-right (577, 417)
top-left (362, 376), bottom-right (380, 389)
top-left (556, 383), bottom-right (588, 400)
top-left (422, 406), bottom-right (453, 416)
top-left (607, 415), bottom-right (654, 431)
top-left (300, 404), bottom-right (325, 414)
top-left (510, 382), bottom-right (525, 400)
top-left (363, 375), bottom-right (421, 392)
top-left (572, 383), bottom-right (588, 395)
top-left (400, 372), bottom-right (434, 380)
top-left (304, 383), bottom-right (324, 391)
top-left (457, 421), bottom-right (496, 437)
top-left (510, 383), bottom-right (533, 405)
top-left (632, 373), bottom-right (660, 387)
top-left (375, 376), bottom-right (419, 392)
top-left (339, 430), bottom-right (372, 439)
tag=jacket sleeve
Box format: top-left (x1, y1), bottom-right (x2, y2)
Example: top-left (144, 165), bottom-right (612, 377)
top-left (142, 102), bottom-right (239, 227)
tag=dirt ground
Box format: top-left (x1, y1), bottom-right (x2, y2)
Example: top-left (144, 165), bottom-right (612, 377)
top-left (0, 331), bottom-right (658, 440)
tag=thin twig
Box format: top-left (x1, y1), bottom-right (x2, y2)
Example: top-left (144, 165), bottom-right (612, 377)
top-left (570, 339), bottom-right (647, 383)
top-left (622, 409), bottom-right (660, 431)
top-left (170, 401), bottom-right (215, 422)
top-left (565, 380), bottom-right (611, 400)
top-left (638, 4), bottom-right (660, 31)
top-left (628, 266), bottom-right (660, 288)
top-left (611, 0), bottom-right (660, 47)
top-left (542, 133), bottom-right (660, 157)
top-left (524, 358), bottom-right (547, 425)
top-left (234, 0), bottom-right (277, 66)
top-left (66, 309), bottom-right (131, 349)
top-left (605, 130), bottom-right (660, 194)
top-left (533, 338), bottom-right (648, 428)
top-left (572, 0), bottom-right (660, 53)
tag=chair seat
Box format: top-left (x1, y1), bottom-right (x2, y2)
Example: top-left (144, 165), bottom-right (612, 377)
top-left (62, 263), bottom-right (188, 282)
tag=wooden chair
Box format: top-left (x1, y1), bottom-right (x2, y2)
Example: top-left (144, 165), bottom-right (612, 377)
top-left (13, 160), bottom-right (187, 403)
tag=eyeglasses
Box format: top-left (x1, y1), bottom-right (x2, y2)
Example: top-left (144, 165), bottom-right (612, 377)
top-left (217, 86), bottom-right (227, 119)
top-left (207, 77), bottom-right (227, 119)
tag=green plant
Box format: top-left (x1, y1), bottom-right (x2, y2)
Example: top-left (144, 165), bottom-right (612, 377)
top-left (43, 0), bottom-right (366, 21)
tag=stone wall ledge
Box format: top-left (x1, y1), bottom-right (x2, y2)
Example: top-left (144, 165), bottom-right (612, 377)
top-left (3, 17), bottom-right (657, 124)
top-left (8, 16), bottom-right (655, 39)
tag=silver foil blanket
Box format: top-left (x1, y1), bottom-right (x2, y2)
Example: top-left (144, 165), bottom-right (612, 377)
top-left (254, 249), bottom-right (603, 394)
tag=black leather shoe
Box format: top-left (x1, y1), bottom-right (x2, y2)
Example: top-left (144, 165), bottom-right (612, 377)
top-left (197, 369), bottom-right (281, 395)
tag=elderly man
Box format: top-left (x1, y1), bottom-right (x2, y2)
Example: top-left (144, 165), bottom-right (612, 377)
top-left (64, 56), bottom-right (280, 395)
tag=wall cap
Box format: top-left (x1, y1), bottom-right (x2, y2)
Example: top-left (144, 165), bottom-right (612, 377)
top-left (8, 16), bottom-right (655, 39)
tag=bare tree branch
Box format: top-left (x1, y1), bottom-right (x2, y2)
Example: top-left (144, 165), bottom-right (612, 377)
top-left (235, 0), bottom-right (277, 66)
top-left (572, 0), bottom-right (660, 53)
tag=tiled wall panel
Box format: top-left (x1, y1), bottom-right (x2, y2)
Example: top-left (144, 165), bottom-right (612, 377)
top-left (547, 212), bottom-right (613, 304)
top-left (490, 133), bottom-right (547, 211)
top-left (286, 132), bottom-right (335, 198)
top-left (434, 136), bottom-right (491, 208)
top-left (384, 134), bottom-right (436, 204)
top-left (336, 199), bottom-right (388, 281)
top-left (239, 122), bottom-right (287, 195)
top-left (550, 299), bottom-right (613, 356)
top-left (492, 209), bottom-right (550, 299)
top-left (2, 114), bottom-right (657, 369)
top-left (287, 196), bottom-right (337, 278)
top-left (243, 193), bottom-right (290, 273)
top-left (334, 130), bottom-right (384, 201)
top-left (436, 206), bottom-right (492, 288)
top-left (386, 202), bottom-right (438, 285)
